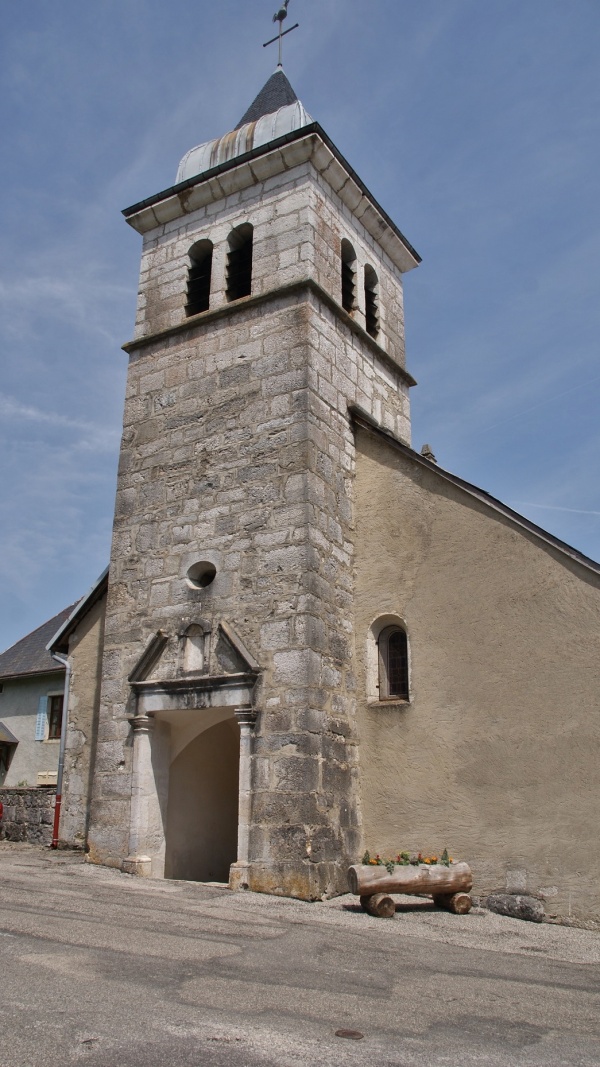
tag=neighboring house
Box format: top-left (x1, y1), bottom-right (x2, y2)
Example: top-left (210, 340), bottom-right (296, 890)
top-left (0, 606), bottom-right (75, 787)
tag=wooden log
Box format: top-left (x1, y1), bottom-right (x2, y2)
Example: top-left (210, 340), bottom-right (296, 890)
top-left (348, 861), bottom-right (472, 898)
top-left (360, 893), bottom-right (396, 918)
top-left (433, 891), bottom-right (473, 914)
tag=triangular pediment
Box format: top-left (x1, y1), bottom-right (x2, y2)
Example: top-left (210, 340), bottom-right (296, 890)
top-left (128, 620), bottom-right (259, 686)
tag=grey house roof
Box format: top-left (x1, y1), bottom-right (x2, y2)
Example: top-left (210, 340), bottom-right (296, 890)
top-left (236, 69), bottom-right (298, 128)
top-left (0, 605), bottom-right (77, 681)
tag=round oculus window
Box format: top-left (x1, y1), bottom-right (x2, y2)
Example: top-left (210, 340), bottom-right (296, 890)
top-left (186, 561), bottom-right (216, 589)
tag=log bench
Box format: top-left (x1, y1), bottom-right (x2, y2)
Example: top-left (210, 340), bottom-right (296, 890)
top-left (348, 862), bottom-right (473, 918)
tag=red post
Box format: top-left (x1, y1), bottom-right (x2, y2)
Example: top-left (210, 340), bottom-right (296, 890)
top-left (51, 794), bottom-right (62, 849)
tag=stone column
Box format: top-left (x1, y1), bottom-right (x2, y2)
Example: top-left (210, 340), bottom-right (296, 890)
top-left (229, 707), bottom-right (257, 891)
top-left (122, 714), bottom-right (154, 877)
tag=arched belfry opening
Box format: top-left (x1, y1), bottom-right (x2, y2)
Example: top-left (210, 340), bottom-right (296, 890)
top-left (226, 223), bottom-right (253, 301)
top-left (341, 238), bottom-right (357, 313)
top-left (364, 264), bottom-right (380, 338)
top-left (186, 239), bottom-right (213, 316)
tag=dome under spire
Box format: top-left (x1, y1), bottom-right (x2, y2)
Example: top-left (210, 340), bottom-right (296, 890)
top-left (176, 71), bottom-right (312, 185)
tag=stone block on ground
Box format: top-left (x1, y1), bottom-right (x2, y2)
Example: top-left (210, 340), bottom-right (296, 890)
top-left (485, 893), bottom-right (545, 923)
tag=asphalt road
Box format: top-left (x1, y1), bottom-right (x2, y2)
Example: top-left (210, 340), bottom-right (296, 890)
top-left (1, 844), bottom-right (599, 1067)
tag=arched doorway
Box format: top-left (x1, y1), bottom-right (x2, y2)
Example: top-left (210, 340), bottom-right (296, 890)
top-left (164, 716), bottom-right (239, 882)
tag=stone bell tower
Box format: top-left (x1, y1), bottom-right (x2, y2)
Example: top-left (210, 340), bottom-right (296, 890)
top-left (88, 68), bottom-right (420, 898)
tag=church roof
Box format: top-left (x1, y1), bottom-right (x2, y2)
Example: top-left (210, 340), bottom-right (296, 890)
top-left (176, 71), bottom-right (313, 184)
top-left (236, 69), bottom-right (298, 128)
top-left (0, 604), bottom-right (77, 681)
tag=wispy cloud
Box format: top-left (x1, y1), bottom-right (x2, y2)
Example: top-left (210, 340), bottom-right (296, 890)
top-left (1, 0), bottom-right (599, 648)
top-left (510, 502), bottom-right (600, 518)
top-left (470, 373), bottom-right (600, 437)
top-left (0, 271), bottom-right (131, 346)
top-left (0, 431), bottom-right (116, 635)
top-left (0, 393), bottom-right (120, 452)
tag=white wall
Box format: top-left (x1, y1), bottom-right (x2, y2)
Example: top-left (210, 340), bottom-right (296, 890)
top-left (0, 673), bottom-right (64, 787)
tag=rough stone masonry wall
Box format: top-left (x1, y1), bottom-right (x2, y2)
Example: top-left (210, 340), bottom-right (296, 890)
top-left (89, 159), bottom-right (413, 895)
top-left (0, 787), bottom-right (55, 845)
top-left (246, 289), bottom-right (411, 897)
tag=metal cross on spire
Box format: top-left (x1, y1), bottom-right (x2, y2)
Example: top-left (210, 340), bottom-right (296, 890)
top-left (263, 0), bottom-right (299, 68)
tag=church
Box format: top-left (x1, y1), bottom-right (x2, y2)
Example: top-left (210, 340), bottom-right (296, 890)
top-left (27, 60), bottom-right (600, 919)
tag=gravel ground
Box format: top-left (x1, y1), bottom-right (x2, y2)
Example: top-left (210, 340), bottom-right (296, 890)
top-left (3, 841), bottom-right (599, 965)
top-left (2, 842), bottom-right (599, 1067)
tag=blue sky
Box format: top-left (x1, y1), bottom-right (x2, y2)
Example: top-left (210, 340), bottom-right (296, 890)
top-left (1, 0), bottom-right (599, 653)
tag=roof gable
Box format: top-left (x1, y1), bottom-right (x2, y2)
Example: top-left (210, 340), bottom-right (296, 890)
top-left (48, 568), bottom-right (109, 655)
top-left (350, 405), bottom-right (600, 579)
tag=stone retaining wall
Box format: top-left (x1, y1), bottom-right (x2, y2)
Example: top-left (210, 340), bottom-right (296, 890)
top-left (0, 787), bottom-right (55, 845)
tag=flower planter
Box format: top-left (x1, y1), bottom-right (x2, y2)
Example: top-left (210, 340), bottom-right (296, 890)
top-left (348, 861), bottom-right (473, 918)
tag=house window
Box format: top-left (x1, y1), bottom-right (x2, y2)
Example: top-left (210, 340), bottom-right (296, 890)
top-left (378, 625), bottom-right (409, 701)
top-left (226, 224), bottom-right (253, 301)
top-left (0, 743), bottom-right (12, 778)
top-left (364, 265), bottom-right (379, 338)
top-left (185, 239), bottom-right (213, 316)
top-left (341, 239), bottom-right (356, 313)
top-left (47, 695), bottom-right (64, 740)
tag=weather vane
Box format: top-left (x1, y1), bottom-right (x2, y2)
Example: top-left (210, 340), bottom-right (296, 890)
top-left (263, 1), bottom-right (299, 69)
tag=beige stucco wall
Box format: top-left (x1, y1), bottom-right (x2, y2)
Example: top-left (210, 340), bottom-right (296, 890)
top-left (354, 427), bottom-right (600, 920)
top-left (59, 594), bottom-right (106, 847)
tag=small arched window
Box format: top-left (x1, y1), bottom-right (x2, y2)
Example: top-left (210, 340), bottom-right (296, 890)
top-left (341, 239), bottom-right (357, 313)
top-left (364, 265), bottom-right (379, 339)
top-left (226, 223), bottom-right (253, 301)
top-left (186, 239), bottom-right (213, 316)
top-left (378, 625), bottom-right (409, 701)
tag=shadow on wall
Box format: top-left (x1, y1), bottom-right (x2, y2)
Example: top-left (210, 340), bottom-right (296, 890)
top-left (164, 718), bottom-right (239, 882)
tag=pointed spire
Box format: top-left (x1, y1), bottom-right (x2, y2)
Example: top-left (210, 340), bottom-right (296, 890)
top-left (236, 70), bottom-right (298, 129)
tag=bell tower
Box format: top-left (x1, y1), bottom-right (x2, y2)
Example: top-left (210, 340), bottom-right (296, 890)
top-left (89, 68), bottom-right (420, 898)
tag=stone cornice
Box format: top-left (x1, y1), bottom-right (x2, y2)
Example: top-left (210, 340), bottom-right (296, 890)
top-left (122, 125), bottom-right (420, 275)
top-left (122, 277), bottom-right (417, 388)
top-left (130, 672), bottom-right (258, 694)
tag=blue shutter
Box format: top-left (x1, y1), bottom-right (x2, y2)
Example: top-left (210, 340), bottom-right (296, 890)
top-left (35, 696), bottom-right (48, 741)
